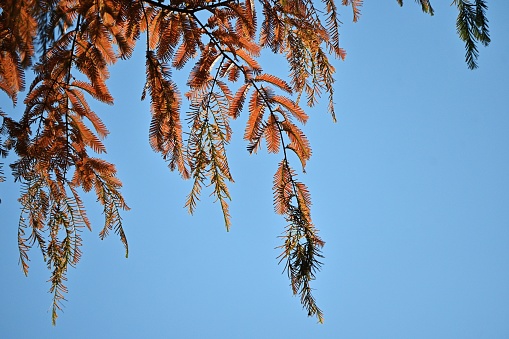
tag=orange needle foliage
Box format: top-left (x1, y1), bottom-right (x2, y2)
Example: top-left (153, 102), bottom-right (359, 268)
top-left (0, 0), bottom-right (489, 325)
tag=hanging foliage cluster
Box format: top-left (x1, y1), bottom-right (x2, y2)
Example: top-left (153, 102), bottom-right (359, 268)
top-left (0, 0), bottom-right (489, 324)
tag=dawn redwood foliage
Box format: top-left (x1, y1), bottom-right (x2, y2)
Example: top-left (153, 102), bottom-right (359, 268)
top-left (0, 0), bottom-right (489, 324)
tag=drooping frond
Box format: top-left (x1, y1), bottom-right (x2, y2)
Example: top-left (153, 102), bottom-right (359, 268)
top-left (172, 13), bottom-right (203, 69)
top-left (244, 89), bottom-right (266, 144)
top-left (324, 0), bottom-right (345, 59)
top-left (281, 120), bottom-right (312, 170)
top-left (278, 204), bottom-right (325, 323)
top-left (95, 166), bottom-right (130, 258)
top-left (145, 51), bottom-right (189, 178)
top-left (229, 83), bottom-right (251, 118)
top-left (452, 0), bottom-right (490, 69)
top-left (273, 160), bottom-right (324, 323)
top-left (342, 0), bottom-right (363, 22)
top-left (0, 48), bottom-right (25, 105)
top-left (259, 0), bottom-right (285, 53)
top-left (273, 160), bottom-right (294, 215)
top-left (156, 11), bottom-right (182, 63)
top-left (185, 72), bottom-right (234, 230)
top-left (264, 114), bottom-right (281, 154)
top-left (16, 173), bottom-right (90, 325)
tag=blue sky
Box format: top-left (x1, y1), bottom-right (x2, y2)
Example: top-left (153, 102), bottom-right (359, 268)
top-left (1, 1), bottom-right (509, 338)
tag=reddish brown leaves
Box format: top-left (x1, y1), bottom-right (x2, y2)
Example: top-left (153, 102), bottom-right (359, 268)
top-left (342, 0), bottom-right (363, 22)
top-left (145, 51), bottom-right (189, 178)
top-left (0, 0), bottom-right (357, 325)
top-left (1, 0), bottom-right (133, 325)
top-left (273, 160), bottom-right (295, 215)
top-left (245, 89), bottom-right (266, 143)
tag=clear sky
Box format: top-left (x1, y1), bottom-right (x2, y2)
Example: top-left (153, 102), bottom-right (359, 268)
top-left (1, 1), bottom-right (508, 338)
